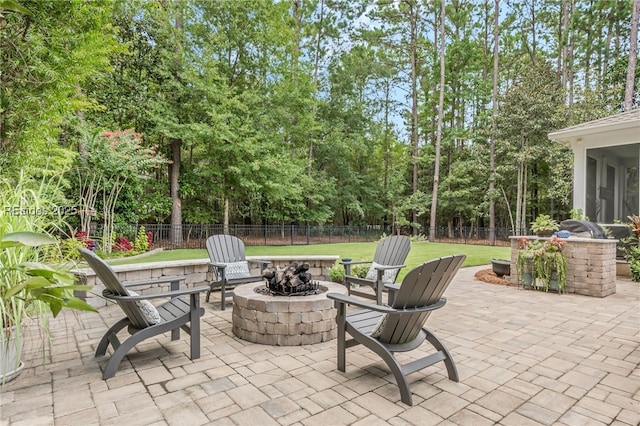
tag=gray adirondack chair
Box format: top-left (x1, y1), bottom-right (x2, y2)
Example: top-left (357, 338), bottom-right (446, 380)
top-left (327, 254), bottom-right (466, 405)
top-left (78, 247), bottom-right (208, 379)
top-left (342, 235), bottom-right (411, 305)
top-left (205, 235), bottom-right (270, 310)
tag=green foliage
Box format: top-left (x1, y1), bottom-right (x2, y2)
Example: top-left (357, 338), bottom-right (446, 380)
top-left (625, 247), bottom-right (640, 282)
top-left (1, 0), bottom-right (634, 236)
top-left (43, 236), bottom-right (85, 263)
top-left (0, 173), bottom-right (97, 357)
top-left (74, 129), bottom-right (167, 253)
top-left (351, 265), bottom-right (369, 278)
top-left (327, 263), bottom-right (345, 283)
top-left (530, 214), bottom-right (560, 235)
top-left (410, 234), bottom-right (428, 242)
top-left (0, 0), bottom-right (120, 176)
top-left (134, 226), bottom-right (149, 253)
top-left (620, 215), bottom-right (640, 282)
top-left (570, 209), bottom-right (588, 221)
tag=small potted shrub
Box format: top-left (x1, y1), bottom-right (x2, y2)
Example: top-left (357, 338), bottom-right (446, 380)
top-left (516, 237), bottom-right (538, 287)
top-left (531, 214), bottom-right (560, 237)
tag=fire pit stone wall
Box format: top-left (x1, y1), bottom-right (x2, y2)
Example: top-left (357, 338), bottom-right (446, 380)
top-left (232, 281), bottom-right (348, 346)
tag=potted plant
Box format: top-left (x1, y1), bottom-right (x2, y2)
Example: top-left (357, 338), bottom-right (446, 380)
top-left (533, 236), bottom-right (567, 292)
top-left (517, 236), bottom-right (567, 293)
top-left (516, 237), bottom-right (538, 287)
top-left (531, 214), bottom-right (560, 237)
top-left (1, 176), bottom-right (97, 384)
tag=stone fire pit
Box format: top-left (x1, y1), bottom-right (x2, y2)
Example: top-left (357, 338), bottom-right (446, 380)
top-left (232, 281), bottom-right (347, 346)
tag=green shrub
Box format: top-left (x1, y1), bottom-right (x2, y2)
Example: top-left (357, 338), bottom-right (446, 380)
top-left (351, 265), bottom-right (369, 278)
top-left (60, 236), bottom-right (85, 261)
top-left (328, 263), bottom-right (345, 283)
top-left (621, 215), bottom-right (640, 282)
top-left (134, 226), bottom-right (149, 253)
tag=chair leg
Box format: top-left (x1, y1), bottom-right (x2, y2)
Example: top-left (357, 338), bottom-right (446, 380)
top-left (189, 293), bottom-right (201, 360)
top-left (102, 329), bottom-right (150, 379)
top-left (424, 327), bottom-right (459, 382)
top-left (364, 339), bottom-right (413, 405)
top-left (336, 303), bottom-right (346, 372)
top-left (220, 281), bottom-right (226, 310)
top-left (375, 280), bottom-right (383, 305)
top-left (95, 318), bottom-right (129, 357)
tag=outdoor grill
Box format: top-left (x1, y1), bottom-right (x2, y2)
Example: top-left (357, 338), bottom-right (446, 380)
top-left (559, 219), bottom-right (607, 239)
top-left (559, 219), bottom-right (631, 259)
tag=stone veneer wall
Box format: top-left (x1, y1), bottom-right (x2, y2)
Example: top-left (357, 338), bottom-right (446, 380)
top-left (232, 281), bottom-right (348, 346)
top-left (74, 255), bottom-right (339, 308)
top-left (509, 236), bottom-right (617, 297)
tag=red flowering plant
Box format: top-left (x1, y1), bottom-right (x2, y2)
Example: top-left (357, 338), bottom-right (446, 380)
top-left (75, 231), bottom-right (97, 251)
top-left (112, 236), bottom-right (132, 252)
top-left (542, 236), bottom-right (566, 253)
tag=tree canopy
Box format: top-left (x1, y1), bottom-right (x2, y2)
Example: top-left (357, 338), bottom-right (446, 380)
top-left (1, 0), bottom-right (637, 238)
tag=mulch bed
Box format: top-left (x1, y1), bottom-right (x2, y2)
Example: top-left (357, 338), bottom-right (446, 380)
top-left (474, 268), bottom-right (512, 286)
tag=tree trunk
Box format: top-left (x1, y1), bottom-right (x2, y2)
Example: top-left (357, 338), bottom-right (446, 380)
top-left (169, 1), bottom-right (183, 246)
top-left (429, 0), bottom-right (445, 242)
top-left (223, 197), bottom-right (229, 235)
top-left (625, 0), bottom-right (639, 111)
top-left (409, 1), bottom-right (419, 236)
top-left (489, 0), bottom-right (499, 245)
top-left (169, 138), bottom-right (183, 245)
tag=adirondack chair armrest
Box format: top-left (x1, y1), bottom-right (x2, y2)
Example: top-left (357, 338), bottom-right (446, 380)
top-left (343, 275), bottom-right (374, 286)
top-left (341, 259), bottom-right (372, 276)
top-left (384, 283), bottom-right (401, 292)
top-left (248, 259), bottom-right (270, 268)
top-left (122, 276), bottom-right (186, 288)
top-left (326, 292), bottom-right (397, 313)
top-left (384, 283), bottom-right (401, 304)
top-left (374, 264), bottom-right (406, 271)
top-left (341, 260), bottom-right (372, 265)
top-left (208, 261), bottom-right (227, 271)
top-left (105, 286), bottom-right (209, 301)
top-left (327, 292), bottom-right (448, 313)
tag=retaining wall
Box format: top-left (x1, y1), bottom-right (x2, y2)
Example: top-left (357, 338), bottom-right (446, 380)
top-left (510, 236), bottom-right (617, 297)
top-left (74, 255), bottom-right (340, 308)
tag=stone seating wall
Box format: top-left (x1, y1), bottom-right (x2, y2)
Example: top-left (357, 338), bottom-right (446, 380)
top-left (509, 236), bottom-right (618, 297)
top-left (74, 255), bottom-right (340, 308)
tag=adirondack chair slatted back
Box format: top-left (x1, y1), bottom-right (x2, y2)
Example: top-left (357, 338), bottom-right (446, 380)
top-left (206, 235), bottom-right (248, 263)
top-left (375, 235), bottom-right (412, 266)
top-left (78, 248), bottom-right (150, 329)
top-left (377, 255), bottom-right (466, 344)
top-left (206, 235), bottom-right (252, 280)
top-left (372, 235), bottom-right (412, 281)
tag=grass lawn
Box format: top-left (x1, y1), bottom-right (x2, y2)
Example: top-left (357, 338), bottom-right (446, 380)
top-left (110, 242), bottom-right (510, 280)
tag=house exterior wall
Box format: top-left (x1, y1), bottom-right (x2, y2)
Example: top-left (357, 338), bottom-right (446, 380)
top-left (548, 110), bottom-right (640, 223)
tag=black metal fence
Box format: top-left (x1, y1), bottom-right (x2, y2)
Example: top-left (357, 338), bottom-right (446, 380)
top-left (103, 223), bottom-right (517, 249)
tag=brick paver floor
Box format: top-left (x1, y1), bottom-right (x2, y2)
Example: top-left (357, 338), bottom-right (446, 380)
top-left (1, 265), bottom-right (638, 425)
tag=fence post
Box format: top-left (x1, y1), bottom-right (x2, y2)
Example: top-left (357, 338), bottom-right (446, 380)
top-left (290, 224), bottom-right (294, 245)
